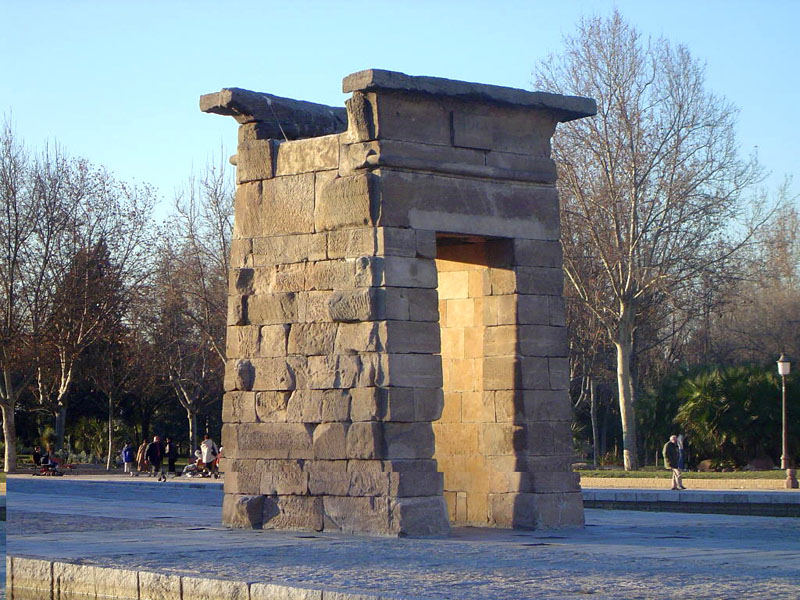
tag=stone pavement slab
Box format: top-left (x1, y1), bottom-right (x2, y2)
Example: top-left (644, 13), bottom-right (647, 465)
top-left (7, 476), bottom-right (800, 599)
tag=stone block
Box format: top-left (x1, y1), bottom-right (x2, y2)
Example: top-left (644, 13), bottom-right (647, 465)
top-left (231, 267), bottom-right (255, 295)
top-left (255, 391), bottom-right (291, 422)
top-left (270, 263), bottom-right (306, 292)
top-left (235, 423), bottom-right (313, 459)
top-left (315, 172), bottom-right (379, 231)
top-left (347, 422), bottom-right (384, 459)
top-left (362, 256), bottom-right (437, 288)
top-left (373, 92), bottom-right (451, 145)
top-left (383, 353), bottom-right (442, 388)
top-left (334, 321), bottom-right (381, 353)
top-left (262, 467), bottom-right (309, 495)
top-left (518, 325), bottom-right (568, 357)
top-left (378, 169), bottom-right (560, 241)
top-left (322, 495), bottom-right (391, 534)
top-left (389, 496), bottom-right (450, 536)
top-left (451, 107), bottom-right (556, 155)
top-left (516, 266), bottom-right (564, 296)
top-left (288, 322), bottom-right (337, 356)
top-left (307, 354), bottom-right (369, 389)
top-left (483, 294), bottom-right (518, 327)
top-left (222, 494), bottom-right (265, 528)
top-left (389, 469), bottom-right (444, 497)
top-left (182, 576), bottom-right (249, 600)
top-left (350, 387), bottom-right (380, 421)
top-left (287, 390), bottom-right (322, 422)
top-left (226, 325), bottom-right (259, 358)
top-left (11, 557), bottom-right (52, 593)
top-left (484, 152), bottom-right (557, 183)
top-left (516, 295), bottom-right (550, 325)
top-left (384, 320), bottom-right (440, 354)
top-left (224, 469), bottom-right (262, 495)
top-left (230, 238), bottom-right (252, 268)
top-left (275, 134), bottom-right (339, 175)
top-left (327, 288), bottom-right (379, 322)
top-left (348, 469), bottom-right (391, 496)
top-left (251, 358), bottom-right (296, 391)
top-left (308, 467), bottom-right (350, 496)
top-left (236, 137), bottom-right (275, 183)
top-left (548, 357), bottom-right (570, 390)
top-left (263, 495), bottom-right (324, 531)
top-left (222, 391), bottom-right (257, 423)
top-left (252, 233), bottom-right (326, 265)
top-left (250, 582), bottom-right (322, 600)
top-left (520, 356), bottom-right (551, 390)
top-left (54, 563), bottom-right (96, 597)
top-left (344, 91), bottom-right (376, 143)
top-left (416, 229), bottom-right (437, 258)
top-left (320, 389), bottom-right (351, 421)
top-left (327, 227), bottom-right (379, 258)
top-left (484, 325), bottom-right (518, 356)
top-left (267, 174), bottom-right (316, 235)
top-left (248, 292), bottom-right (300, 324)
top-left (225, 359), bottom-right (255, 392)
top-left (313, 422), bottom-right (348, 459)
top-left (384, 422), bottom-right (435, 459)
top-left (139, 571), bottom-right (182, 600)
top-left (228, 295), bottom-right (247, 326)
top-left (513, 239), bottom-right (562, 268)
top-left (233, 180), bottom-right (264, 239)
top-left (305, 259), bottom-right (352, 291)
top-left (381, 287), bottom-right (439, 322)
top-left (93, 565), bottom-right (138, 599)
top-left (488, 491), bottom-right (584, 529)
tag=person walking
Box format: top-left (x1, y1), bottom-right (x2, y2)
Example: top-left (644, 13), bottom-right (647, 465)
top-left (121, 442), bottom-right (135, 476)
top-left (164, 437), bottom-right (178, 477)
top-left (146, 436), bottom-right (167, 482)
top-left (663, 434), bottom-right (686, 490)
top-left (135, 440), bottom-right (148, 476)
top-left (200, 434), bottom-right (219, 477)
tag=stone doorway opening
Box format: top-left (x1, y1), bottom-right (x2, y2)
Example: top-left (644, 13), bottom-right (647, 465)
top-left (434, 234), bottom-right (515, 525)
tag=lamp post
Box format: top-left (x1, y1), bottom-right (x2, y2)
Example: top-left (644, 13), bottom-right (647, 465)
top-left (777, 354), bottom-right (798, 489)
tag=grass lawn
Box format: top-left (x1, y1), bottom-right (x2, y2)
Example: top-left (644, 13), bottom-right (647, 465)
top-left (576, 468), bottom-right (786, 479)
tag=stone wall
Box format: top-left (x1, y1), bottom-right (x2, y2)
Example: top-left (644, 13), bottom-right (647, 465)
top-left (202, 69), bottom-right (596, 535)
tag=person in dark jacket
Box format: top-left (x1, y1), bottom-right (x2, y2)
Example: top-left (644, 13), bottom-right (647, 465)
top-left (164, 437), bottom-right (178, 477)
top-left (32, 446), bottom-right (43, 466)
top-left (663, 435), bottom-right (686, 490)
top-left (146, 436), bottom-right (166, 482)
top-left (121, 442), bottom-right (135, 476)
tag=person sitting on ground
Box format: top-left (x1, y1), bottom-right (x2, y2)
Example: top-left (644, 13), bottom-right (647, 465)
top-left (663, 434), bottom-right (686, 490)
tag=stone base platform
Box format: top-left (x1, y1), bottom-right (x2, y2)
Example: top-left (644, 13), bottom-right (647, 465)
top-left (7, 477), bottom-right (800, 599)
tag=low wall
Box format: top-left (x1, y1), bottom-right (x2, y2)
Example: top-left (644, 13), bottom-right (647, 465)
top-left (579, 477), bottom-right (790, 490)
top-left (7, 557), bottom-right (382, 600)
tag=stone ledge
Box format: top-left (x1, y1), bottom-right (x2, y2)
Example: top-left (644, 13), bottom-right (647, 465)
top-left (8, 557), bottom-right (390, 600)
top-left (342, 69), bottom-right (596, 122)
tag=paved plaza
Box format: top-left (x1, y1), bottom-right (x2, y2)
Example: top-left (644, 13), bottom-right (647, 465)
top-left (7, 476), bottom-right (800, 599)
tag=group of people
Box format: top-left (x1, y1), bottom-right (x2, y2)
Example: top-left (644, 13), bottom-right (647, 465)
top-left (121, 434), bottom-right (219, 481)
top-left (663, 434), bottom-right (689, 490)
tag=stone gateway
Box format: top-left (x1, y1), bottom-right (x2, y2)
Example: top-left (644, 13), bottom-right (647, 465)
top-left (201, 69), bottom-right (596, 536)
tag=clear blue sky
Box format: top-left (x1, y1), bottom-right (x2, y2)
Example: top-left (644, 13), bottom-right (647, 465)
top-left (3, 0), bottom-right (798, 213)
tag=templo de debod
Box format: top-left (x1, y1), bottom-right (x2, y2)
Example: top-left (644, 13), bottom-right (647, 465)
top-left (201, 69), bottom-right (596, 536)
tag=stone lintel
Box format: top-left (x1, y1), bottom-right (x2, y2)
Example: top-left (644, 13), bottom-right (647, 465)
top-left (342, 69), bottom-right (597, 122)
top-left (200, 87), bottom-right (347, 139)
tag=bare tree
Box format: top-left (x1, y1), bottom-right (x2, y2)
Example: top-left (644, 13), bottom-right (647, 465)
top-left (152, 161), bottom-right (232, 451)
top-left (534, 11), bottom-right (764, 469)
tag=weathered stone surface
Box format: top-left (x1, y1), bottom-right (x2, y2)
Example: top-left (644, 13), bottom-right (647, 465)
top-left (255, 391), bottom-right (291, 422)
top-left (236, 137), bottom-right (275, 183)
top-left (389, 496), bottom-right (450, 536)
top-left (346, 422), bottom-right (383, 459)
top-left (315, 173), bottom-right (379, 231)
top-left (344, 90), bottom-right (376, 143)
top-left (488, 491), bottom-right (584, 529)
top-left (222, 494), bottom-right (265, 529)
top-left (276, 134), bottom-right (339, 175)
top-left (383, 423), bottom-right (435, 459)
top-left (251, 582), bottom-right (322, 600)
top-left (288, 322), bottom-right (337, 355)
top-left (12, 557), bottom-right (53, 592)
top-left (233, 423), bottom-right (313, 459)
top-left (93, 565), bottom-right (139, 599)
top-left (323, 496), bottom-right (390, 534)
top-left (139, 570), bottom-right (182, 600)
top-left (223, 391), bottom-right (257, 423)
top-left (263, 495), bottom-right (324, 531)
top-left (327, 288), bottom-right (379, 322)
top-left (313, 422), bottom-right (348, 459)
top-left (182, 576), bottom-right (249, 600)
top-left (252, 233), bottom-right (326, 266)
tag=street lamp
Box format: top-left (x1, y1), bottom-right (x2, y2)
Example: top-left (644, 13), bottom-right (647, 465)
top-left (777, 354), bottom-right (798, 489)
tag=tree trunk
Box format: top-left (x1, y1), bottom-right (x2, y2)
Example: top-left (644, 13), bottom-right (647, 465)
top-left (590, 377), bottom-right (599, 469)
top-left (614, 316), bottom-right (639, 470)
top-left (54, 404), bottom-right (68, 452)
top-left (1, 402), bottom-right (17, 472)
top-left (187, 408), bottom-right (198, 452)
top-left (106, 393), bottom-right (113, 471)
